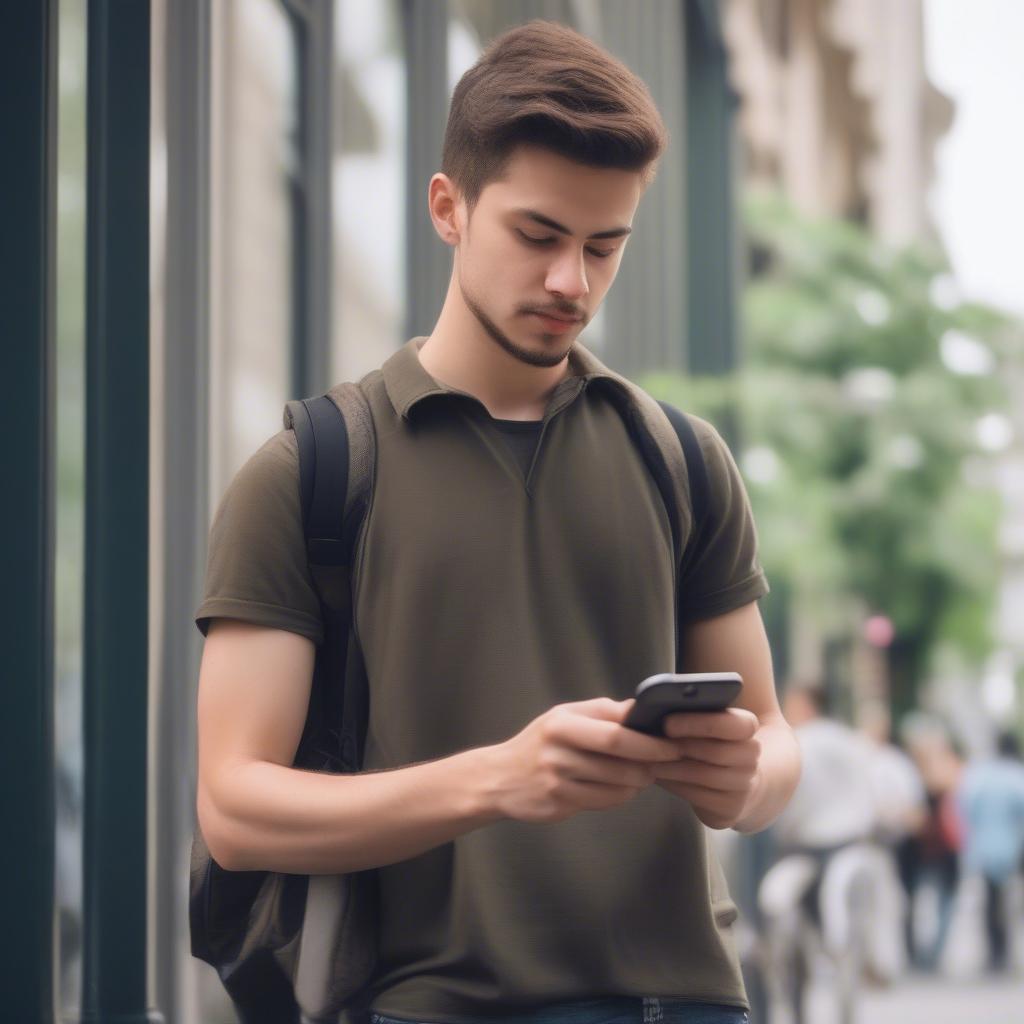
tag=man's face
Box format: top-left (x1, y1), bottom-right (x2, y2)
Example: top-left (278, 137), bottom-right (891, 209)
top-left (452, 145), bottom-right (643, 368)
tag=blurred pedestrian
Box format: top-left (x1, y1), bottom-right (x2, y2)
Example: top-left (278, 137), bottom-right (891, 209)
top-left (773, 685), bottom-right (877, 855)
top-left (858, 700), bottom-right (927, 968)
top-left (859, 700), bottom-right (927, 846)
top-left (899, 716), bottom-right (965, 972)
top-left (958, 730), bottom-right (1024, 973)
top-left (759, 684), bottom-right (902, 1023)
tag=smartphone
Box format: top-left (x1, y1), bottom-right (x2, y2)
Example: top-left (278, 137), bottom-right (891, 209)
top-left (623, 672), bottom-right (743, 736)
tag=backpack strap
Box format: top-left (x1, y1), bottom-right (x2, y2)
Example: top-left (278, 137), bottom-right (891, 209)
top-left (284, 387), bottom-right (375, 772)
top-left (288, 396), bottom-right (351, 572)
top-left (655, 400), bottom-right (710, 555)
top-left (649, 400), bottom-right (712, 671)
top-left (593, 378), bottom-right (713, 670)
top-left (285, 389), bottom-right (378, 1022)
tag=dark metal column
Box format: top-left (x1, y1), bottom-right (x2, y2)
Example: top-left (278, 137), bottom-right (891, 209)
top-left (81, 2), bottom-right (161, 1021)
top-left (403, 0), bottom-right (450, 341)
top-left (685, 0), bottom-right (740, 376)
top-left (283, 0), bottom-right (335, 398)
top-left (598, 0), bottom-right (687, 378)
top-left (151, 0), bottom-right (212, 1019)
top-left (0, 2), bottom-right (59, 1021)
top-left (294, 0), bottom-right (335, 396)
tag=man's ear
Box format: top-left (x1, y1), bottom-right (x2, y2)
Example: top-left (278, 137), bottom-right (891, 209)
top-left (427, 173), bottom-right (464, 247)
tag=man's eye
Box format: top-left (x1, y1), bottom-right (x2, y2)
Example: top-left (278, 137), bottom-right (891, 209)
top-left (516, 230), bottom-right (615, 259)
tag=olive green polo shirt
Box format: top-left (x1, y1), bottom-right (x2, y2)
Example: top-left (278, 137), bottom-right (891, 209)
top-left (196, 338), bottom-right (769, 1020)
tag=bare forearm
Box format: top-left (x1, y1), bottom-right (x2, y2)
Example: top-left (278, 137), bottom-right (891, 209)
top-left (199, 694), bottom-right (689, 874)
top-left (200, 746), bottom-right (503, 874)
top-left (733, 716), bottom-right (801, 834)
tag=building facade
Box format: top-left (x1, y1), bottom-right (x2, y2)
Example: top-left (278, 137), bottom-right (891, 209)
top-left (9, 2), bottom-right (748, 1021)
top-left (723, 0), bottom-right (953, 245)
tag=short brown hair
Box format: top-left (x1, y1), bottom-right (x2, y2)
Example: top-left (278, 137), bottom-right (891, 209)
top-left (442, 20), bottom-right (668, 215)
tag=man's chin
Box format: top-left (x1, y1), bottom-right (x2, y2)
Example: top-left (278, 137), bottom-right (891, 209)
top-left (486, 317), bottom-right (575, 369)
top-left (506, 333), bottom-right (574, 369)
top-left (461, 284), bottom-right (576, 368)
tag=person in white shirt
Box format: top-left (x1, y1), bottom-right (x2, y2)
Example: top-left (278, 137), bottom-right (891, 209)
top-left (858, 699), bottom-right (927, 846)
top-left (760, 682), bottom-right (907, 1022)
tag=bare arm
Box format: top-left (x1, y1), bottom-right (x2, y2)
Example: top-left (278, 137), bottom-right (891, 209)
top-left (197, 619), bottom-right (686, 874)
top-left (651, 601), bottom-right (801, 833)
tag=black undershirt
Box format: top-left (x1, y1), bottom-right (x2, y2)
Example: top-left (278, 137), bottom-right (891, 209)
top-left (490, 417), bottom-right (544, 477)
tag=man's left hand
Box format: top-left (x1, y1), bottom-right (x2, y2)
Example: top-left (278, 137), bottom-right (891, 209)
top-left (652, 708), bottom-right (763, 830)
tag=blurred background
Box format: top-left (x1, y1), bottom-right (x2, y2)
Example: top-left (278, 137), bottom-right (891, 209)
top-left (8, 1), bottom-right (1023, 1022)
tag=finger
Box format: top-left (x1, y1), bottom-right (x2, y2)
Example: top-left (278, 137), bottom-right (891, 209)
top-left (552, 711), bottom-right (687, 763)
top-left (652, 760), bottom-right (753, 793)
top-left (666, 737), bottom-right (760, 770)
top-left (662, 708), bottom-right (759, 741)
top-left (657, 781), bottom-right (739, 829)
top-left (566, 697), bottom-right (636, 721)
top-left (655, 779), bottom-right (743, 816)
top-left (557, 749), bottom-right (655, 789)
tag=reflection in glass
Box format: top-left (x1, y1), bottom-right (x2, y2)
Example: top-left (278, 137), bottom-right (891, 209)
top-left (55, 0), bottom-right (87, 1012)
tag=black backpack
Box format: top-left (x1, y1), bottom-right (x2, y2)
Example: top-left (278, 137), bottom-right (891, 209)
top-left (190, 388), bottom-right (711, 1024)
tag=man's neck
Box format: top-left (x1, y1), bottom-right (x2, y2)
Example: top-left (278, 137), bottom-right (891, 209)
top-left (417, 317), bottom-right (571, 422)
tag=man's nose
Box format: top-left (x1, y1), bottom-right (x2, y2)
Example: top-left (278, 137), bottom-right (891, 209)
top-left (545, 251), bottom-right (590, 301)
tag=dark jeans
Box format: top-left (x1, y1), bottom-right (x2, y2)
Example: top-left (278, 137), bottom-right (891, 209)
top-left (370, 997), bottom-right (750, 1024)
top-left (896, 841), bottom-right (959, 972)
top-left (984, 876), bottom-right (1010, 971)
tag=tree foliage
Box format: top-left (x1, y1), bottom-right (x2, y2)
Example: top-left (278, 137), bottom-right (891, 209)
top-left (644, 192), bottom-right (1017, 709)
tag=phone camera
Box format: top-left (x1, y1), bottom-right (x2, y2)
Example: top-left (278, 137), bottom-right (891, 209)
top-left (682, 683), bottom-right (698, 698)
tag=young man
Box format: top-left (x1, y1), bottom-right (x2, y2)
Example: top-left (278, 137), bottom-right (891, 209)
top-left (195, 20), bottom-right (800, 1024)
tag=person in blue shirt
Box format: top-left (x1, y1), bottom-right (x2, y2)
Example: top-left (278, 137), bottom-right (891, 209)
top-left (958, 731), bottom-right (1024, 973)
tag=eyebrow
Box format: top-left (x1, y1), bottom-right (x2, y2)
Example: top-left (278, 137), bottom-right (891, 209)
top-left (513, 208), bottom-right (632, 240)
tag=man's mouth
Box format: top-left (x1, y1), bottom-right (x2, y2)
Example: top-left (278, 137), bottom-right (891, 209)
top-left (530, 312), bottom-right (582, 334)
top-left (530, 311), bottom-right (582, 323)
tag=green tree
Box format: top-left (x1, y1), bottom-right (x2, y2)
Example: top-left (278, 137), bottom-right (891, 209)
top-left (645, 192), bottom-right (1017, 716)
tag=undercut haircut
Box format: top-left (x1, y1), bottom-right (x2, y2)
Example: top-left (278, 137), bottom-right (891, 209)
top-left (442, 20), bottom-right (668, 216)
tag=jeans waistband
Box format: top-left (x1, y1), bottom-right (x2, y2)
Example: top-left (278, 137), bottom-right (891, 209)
top-left (370, 996), bottom-right (750, 1024)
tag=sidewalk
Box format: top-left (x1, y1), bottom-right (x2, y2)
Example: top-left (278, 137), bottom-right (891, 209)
top-left (804, 969), bottom-right (1024, 1024)
top-left (776, 870), bottom-right (1024, 1023)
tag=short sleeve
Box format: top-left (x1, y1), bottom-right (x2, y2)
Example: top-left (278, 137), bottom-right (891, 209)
top-left (677, 418), bottom-right (769, 622)
top-left (194, 429), bottom-right (325, 645)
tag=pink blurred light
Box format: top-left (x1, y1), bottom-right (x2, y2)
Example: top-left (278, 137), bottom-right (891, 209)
top-left (863, 615), bottom-right (895, 648)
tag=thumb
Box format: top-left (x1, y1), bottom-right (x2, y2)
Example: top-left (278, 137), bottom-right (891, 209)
top-left (569, 696), bottom-right (636, 722)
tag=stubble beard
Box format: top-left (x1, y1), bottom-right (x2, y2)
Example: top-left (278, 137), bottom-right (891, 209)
top-left (460, 276), bottom-right (575, 370)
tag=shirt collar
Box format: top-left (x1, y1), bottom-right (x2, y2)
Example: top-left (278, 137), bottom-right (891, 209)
top-left (382, 336), bottom-right (625, 421)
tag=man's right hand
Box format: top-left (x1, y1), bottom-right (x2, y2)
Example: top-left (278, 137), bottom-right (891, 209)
top-left (484, 697), bottom-right (687, 823)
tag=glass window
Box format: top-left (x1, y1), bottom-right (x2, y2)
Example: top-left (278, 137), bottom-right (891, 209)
top-left (447, 12), bottom-right (479, 94)
top-left (332, 0), bottom-right (407, 382)
top-left (209, 0), bottom-right (302, 496)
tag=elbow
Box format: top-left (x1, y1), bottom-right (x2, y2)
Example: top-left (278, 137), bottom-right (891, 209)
top-left (197, 784), bottom-right (252, 872)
